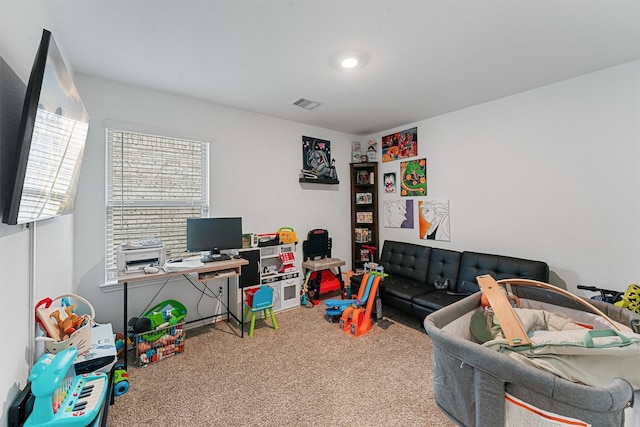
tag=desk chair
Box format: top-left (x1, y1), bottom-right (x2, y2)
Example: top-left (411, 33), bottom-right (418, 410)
top-left (243, 286), bottom-right (278, 337)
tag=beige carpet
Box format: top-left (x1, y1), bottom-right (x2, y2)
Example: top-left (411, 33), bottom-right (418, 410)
top-left (106, 303), bottom-right (456, 426)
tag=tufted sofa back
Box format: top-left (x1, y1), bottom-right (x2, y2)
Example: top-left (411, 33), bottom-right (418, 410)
top-left (457, 251), bottom-right (550, 293)
top-left (378, 240), bottom-right (430, 283)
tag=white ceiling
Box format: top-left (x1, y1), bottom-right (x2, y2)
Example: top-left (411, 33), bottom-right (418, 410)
top-left (47, 0), bottom-right (640, 136)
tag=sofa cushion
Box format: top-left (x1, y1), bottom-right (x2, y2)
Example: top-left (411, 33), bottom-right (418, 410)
top-left (379, 240), bottom-right (431, 282)
top-left (412, 292), bottom-right (468, 318)
top-left (426, 248), bottom-right (461, 288)
top-left (456, 251), bottom-right (550, 293)
top-left (379, 277), bottom-right (433, 314)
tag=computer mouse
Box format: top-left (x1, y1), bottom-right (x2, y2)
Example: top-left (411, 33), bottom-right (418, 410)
top-left (144, 265), bottom-right (159, 274)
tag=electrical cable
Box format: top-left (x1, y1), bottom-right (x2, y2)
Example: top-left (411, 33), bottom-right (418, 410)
top-left (137, 276), bottom-right (172, 318)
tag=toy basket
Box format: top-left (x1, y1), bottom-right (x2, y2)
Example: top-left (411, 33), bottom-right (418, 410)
top-left (134, 322), bottom-right (185, 366)
top-left (35, 294), bottom-right (95, 355)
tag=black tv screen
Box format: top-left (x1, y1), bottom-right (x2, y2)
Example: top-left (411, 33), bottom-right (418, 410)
top-left (2, 29), bottom-right (89, 225)
top-left (186, 217), bottom-right (243, 254)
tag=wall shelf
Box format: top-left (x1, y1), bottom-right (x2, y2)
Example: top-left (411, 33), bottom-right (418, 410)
top-left (299, 177), bottom-right (339, 184)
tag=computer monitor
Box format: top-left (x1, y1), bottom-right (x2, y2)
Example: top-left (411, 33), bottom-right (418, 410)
top-left (186, 217), bottom-right (243, 255)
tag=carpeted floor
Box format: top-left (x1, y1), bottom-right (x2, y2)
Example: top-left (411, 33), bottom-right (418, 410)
top-left (106, 303), bottom-right (456, 426)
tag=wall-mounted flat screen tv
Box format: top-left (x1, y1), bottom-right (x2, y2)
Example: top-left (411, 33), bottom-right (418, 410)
top-left (2, 29), bottom-right (89, 225)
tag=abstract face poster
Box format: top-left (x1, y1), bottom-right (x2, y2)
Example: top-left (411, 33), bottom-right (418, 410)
top-left (383, 199), bottom-right (414, 228)
top-left (381, 127), bottom-right (418, 162)
top-left (383, 172), bottom-right (396, 193)
top-left (400, 158), bottom-right (426, 196)
top-left (419, 200), bottom-right (450, 241)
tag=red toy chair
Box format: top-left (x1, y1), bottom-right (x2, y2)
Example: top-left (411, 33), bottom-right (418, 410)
top-left (243, 286), bottom-right (278, 337)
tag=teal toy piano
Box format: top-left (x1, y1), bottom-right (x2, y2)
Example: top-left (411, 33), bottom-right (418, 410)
top-left (24, 348), bottom-right (109, 427)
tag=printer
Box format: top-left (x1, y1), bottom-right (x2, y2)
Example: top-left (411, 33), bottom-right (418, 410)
top-left (118, 244), bottom-right (166, 274)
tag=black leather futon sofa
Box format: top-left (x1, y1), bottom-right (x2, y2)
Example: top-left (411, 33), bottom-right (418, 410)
top-left (351, 240), bottom-right (549, 320)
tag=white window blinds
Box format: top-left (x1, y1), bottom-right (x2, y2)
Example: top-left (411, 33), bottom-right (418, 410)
top-left (106, 129), bottom-right (209, 280)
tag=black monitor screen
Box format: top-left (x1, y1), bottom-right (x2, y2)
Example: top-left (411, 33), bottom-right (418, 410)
top-left (186, 217), bottom-right (242, 254)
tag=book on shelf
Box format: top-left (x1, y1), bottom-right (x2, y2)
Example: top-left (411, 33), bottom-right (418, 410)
top-left (356, 211), bottom-right (373, 223)
top-left (354, 227), bottom-right (370, 243)
top-left (355, 192), bottom-right (373, 204)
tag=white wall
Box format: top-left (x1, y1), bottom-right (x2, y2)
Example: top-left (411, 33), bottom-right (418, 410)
top-left (72, 76), bottom-right (354, 335)
top-left (0, 3), bottom-right (78, 425)
top-left (373, 60), bottom-right (640, 294)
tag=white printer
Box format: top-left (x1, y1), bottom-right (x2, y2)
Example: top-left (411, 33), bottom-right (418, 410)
top-left (117, 242), bottom-right (166, 274)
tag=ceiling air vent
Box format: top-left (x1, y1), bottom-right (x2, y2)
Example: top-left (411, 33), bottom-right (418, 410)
top-left (292, 98), bottom-right (322, 110)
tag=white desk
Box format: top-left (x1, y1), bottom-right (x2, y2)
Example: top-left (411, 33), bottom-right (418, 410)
top-left (118, 258), bottom-right (249, 368)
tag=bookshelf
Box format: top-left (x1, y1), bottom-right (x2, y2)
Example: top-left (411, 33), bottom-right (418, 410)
top-left (349, 162), bottom-right (379, 271)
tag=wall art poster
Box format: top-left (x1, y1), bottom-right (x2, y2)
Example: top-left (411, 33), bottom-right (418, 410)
top-left (419, 200), bottom-right (450, 241)
top-left (400, 158), bottom-right (426, 196)
top-left (381, 127), bottom-right (418, 162)
top-left (383, 199), bottom-right (414, 229)
top-left (301, 136), bottom-right (334, 179)
top-left (383, 172), bottom-right (396, 193)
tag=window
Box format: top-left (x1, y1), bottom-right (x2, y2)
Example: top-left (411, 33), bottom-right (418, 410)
top-left (106, 128), bottom-right (209, 280)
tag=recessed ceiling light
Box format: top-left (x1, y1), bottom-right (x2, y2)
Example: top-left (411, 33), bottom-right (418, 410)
top-left (340, 57), bottom-right (359, 69)
top-left (330, 49), bottom-right (369, 71)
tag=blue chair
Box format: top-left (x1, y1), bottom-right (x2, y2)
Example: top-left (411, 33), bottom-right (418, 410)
top-left (243, 285), bottom-right (278, 337)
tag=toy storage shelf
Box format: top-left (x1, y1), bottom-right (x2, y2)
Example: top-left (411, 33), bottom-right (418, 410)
top-left (231, 244), bottom-right (301, 323)
top-left (350, 162), bottom-right (379, 272)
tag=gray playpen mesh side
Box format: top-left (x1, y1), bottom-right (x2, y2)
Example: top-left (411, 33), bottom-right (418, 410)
top-left (425, 293), bottom-right (636, 427)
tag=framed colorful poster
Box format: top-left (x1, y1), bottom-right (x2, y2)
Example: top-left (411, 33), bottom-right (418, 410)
top-left (419, 200), bottom-right (450, 241)
top-left (381, 127), bottom-right (417, 162)
top-left (383, 172), bottom-right (396, 193)
top-left (301, 136), bottom-right (333, 179)
top-left (400, 158), bottom-right (426, 196)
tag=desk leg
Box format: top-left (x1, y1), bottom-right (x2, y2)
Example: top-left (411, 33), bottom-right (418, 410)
top-left (240, 281), bottom-right (244, 338)
top-left (225, 276), bottom-right (244, 338)
top-left (123, 281), bottom-right (128, 370)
